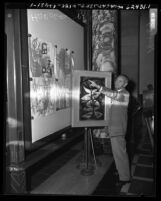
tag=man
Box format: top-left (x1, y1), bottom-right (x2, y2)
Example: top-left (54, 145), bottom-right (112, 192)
top-left (89, 74), bottom-right (131, 185)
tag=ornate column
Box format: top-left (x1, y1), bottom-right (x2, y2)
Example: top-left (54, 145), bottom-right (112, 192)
top-left (92, 10), bottom-right (118, 74)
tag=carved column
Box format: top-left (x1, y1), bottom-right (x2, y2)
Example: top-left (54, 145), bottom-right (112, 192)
top-left (92, 10), bottom-right (118, 74)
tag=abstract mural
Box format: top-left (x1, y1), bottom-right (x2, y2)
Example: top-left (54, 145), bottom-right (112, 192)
top-left (28, 35), bottom-right (74, 119)
top-left (72, 70), bottom-right (112, 127)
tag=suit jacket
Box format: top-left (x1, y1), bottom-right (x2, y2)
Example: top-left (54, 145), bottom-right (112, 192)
top-left (100, 87), bottom-right (129, 137)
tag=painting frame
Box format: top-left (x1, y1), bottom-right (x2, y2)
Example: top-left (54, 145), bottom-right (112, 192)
top-left (72, 70), bottom-right (112, 127)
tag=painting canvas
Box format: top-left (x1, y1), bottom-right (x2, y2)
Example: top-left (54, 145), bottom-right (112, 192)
top-left (80, 77), bottom-right (105, 121)
top-left (72, 70), bottom-right (112, 127)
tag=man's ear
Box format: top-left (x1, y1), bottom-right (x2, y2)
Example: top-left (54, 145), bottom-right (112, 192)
top-left (124, 82), bottom-right (128, 87)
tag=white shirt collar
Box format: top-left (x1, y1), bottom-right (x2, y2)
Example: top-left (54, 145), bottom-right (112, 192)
top-left (117, 89), bottom-right (123, 92)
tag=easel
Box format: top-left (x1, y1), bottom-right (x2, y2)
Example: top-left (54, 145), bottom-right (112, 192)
top-left (77, 127), bottom-right (102, 176)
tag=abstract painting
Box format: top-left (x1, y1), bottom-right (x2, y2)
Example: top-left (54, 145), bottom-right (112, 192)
top-left (80, 77), bottom-right (105, 121)
top-left (72, 70), bottom-right (112, 127)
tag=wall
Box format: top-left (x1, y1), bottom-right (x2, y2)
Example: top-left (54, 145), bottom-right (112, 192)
top-left (139, 11), bottom-right (154, 93)
top-left (120, 10), bottom-right (155, 97)
top-left (120, 11), bottom-right (139, 97)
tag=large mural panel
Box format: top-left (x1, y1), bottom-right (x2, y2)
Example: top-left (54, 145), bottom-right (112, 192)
top-left (27, 9), bottom-right (84, 143)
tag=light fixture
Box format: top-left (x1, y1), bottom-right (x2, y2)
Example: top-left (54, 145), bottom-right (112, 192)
top-left (150, 9), bottom-right (157, 35)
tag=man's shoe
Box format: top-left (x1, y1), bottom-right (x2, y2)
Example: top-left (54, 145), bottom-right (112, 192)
top-left (113, 171), bottom-right (119, 177)
top-left (113, 171), bottom-right (119, 175)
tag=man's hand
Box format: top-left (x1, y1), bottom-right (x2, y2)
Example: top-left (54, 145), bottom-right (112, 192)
top-left (89, 80), bottom-right (100, 89)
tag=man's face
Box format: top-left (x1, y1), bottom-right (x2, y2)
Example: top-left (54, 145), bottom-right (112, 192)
top-left (114, 76), bottom-right (127, 90)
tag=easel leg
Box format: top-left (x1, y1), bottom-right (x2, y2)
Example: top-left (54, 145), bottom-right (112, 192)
top-left (90, 129), bottom-right (102, 167)
top-left (80, 128), bottom-right (94, 176)
top-left (89, 128), bottom-right (97, 169)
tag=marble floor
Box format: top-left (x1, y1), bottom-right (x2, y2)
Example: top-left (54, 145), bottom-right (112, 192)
top-left (30, 141), bottom-right (113, 195)
top-left (29, 128), bottom-right (155, 197)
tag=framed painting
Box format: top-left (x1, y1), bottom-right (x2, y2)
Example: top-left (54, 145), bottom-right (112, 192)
top-left (72, 70), bottom-right (112, 127)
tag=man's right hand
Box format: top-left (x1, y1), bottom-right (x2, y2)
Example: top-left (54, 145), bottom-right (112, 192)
top-left (89, 80), bottom-right (100, 89)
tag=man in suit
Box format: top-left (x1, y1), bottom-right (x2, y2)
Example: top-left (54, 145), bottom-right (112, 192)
top-left (90, 74), bottom-right (131, 185)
